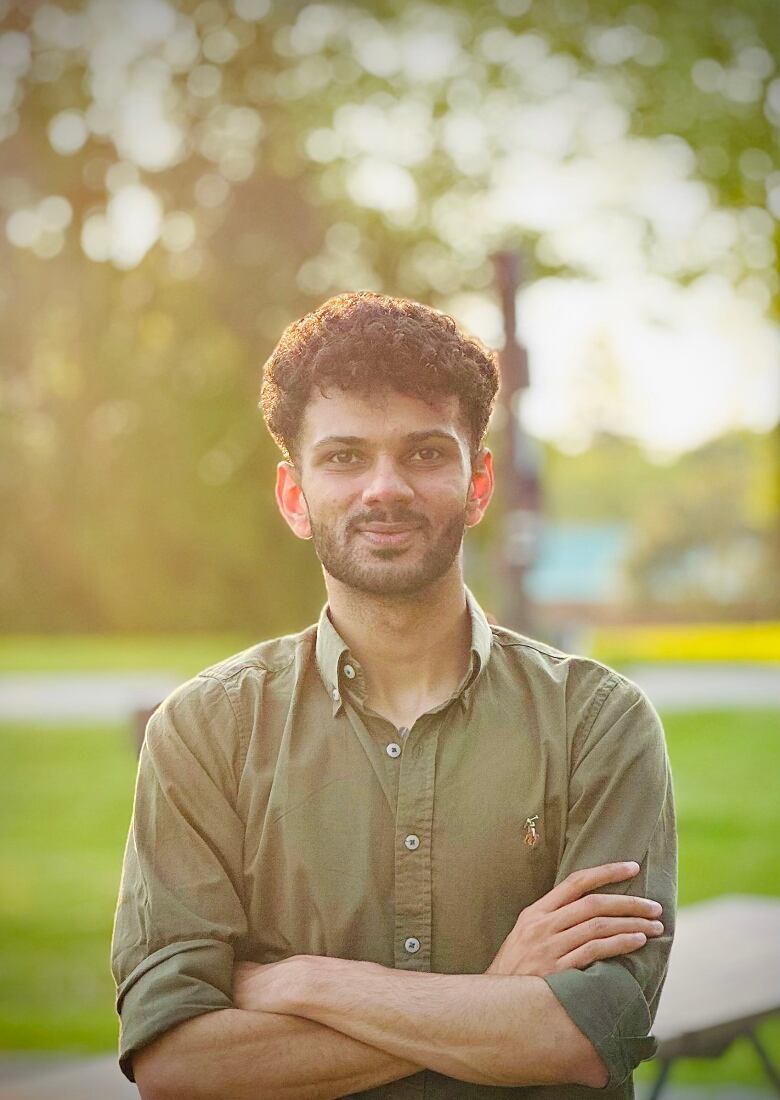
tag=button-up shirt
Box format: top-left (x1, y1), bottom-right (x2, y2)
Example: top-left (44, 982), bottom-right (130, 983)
top-left (111, 589), bottom-right (677, 1097)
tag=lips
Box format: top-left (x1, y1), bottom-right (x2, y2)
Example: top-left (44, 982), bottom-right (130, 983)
top-left (359, 524), bottom-right (419, 534)
top-left (357, 523), bottom-right (421, 547)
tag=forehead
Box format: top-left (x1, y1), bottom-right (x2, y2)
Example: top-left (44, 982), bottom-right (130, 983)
top-left (300, 388), bottom-right (468, 449)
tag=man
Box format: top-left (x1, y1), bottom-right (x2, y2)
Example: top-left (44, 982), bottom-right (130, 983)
top-left (112, 291), bottom-right (676, 1099)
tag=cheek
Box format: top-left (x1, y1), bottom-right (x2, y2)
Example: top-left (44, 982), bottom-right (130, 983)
top-left (417, 472), bottom-right (470, 504)
top-left (307, 482), bottom-right (360, 521)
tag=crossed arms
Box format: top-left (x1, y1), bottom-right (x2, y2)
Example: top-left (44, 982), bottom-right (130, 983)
top-left (134, 862), bottom-right (666, 1100)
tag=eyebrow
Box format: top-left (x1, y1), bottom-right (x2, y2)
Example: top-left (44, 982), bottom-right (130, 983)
top-left (311, 430), bottom-right (461, 451)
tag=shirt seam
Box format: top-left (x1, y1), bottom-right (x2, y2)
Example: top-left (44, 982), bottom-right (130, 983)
top-left (196, 672), bottom-right (252, 787)
top-left (580, 671), bottom-right (623, 741)
top-left (198, 649), bottom-right (299, 682)
top-left (489, 633), bottom-right (571, 662)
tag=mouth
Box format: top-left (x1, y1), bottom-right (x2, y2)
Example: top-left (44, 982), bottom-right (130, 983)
top-left (356, 524), bottom-right (421, 547)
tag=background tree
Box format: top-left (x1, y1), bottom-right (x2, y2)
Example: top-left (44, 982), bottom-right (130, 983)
top-left (0, 0), bottom-right (777, 630)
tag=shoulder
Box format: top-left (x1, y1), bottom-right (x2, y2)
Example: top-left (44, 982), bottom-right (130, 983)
top-left (198, 623), bottom-right (317, 685)
top-left (144, 624), bottom-right (317, 763)
top-left (488, 623), bottom-right (662, 742)
top-left (489, 622), bottom-right (644, 698)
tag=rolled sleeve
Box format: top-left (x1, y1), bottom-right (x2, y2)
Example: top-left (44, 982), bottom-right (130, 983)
top-left (111, 674), bottom-right (248, 1082)
top-left (543, 673), bottom-right (677, 1090)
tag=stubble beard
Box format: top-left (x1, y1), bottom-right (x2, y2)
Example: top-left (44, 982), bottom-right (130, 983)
top-left (308, 508), bottom-right (468, 597)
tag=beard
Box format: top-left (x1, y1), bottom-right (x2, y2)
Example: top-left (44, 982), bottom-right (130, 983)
top-left (308, 503), bottom-right (467, 597)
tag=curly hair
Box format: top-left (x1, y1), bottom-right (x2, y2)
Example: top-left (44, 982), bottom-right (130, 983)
top-left (259, 291), bottom-right (499, 464)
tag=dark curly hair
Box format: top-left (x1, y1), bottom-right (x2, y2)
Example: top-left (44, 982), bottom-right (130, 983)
top-left (259, 291), bottom-right (499, 464)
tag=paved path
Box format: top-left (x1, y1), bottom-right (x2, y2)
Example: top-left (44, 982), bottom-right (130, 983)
top-left (623, 663), bottom-right (780, 711)
top-left (0, 664), bottom-right (778, 723)
top-left (0, 673), bottom-right (178, 723)
top-left (0, 1055), bottom-right (136, 1099)
top-left (0, 1055), bottom-right (775, 1099)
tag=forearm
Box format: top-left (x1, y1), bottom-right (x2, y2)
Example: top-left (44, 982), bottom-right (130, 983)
top-left (133, 1006), bottom-right (423, 1100)
top-left (284, 959), bottom-right (607, 1088)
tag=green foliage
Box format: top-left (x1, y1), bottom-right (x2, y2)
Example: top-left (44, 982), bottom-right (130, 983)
top-left (0, 1), bottom-right (777, 629)
top-left (541, 429), bottom-right (778, 610)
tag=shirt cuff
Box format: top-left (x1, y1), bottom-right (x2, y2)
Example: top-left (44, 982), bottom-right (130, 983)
top-left (543, 961), bottom-right (658, 1089)
top-left (116, 938), bottom-right (235, 1082)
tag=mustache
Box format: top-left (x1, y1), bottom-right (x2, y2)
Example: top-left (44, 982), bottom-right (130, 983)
top-left (347, 510), bottom-right (428, 532)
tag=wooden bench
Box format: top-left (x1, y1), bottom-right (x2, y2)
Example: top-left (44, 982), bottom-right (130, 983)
top-left (648, 894), bottom-right (780, 1097)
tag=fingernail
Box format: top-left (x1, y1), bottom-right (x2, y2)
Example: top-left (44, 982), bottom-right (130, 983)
top-left (652, 922), bottom-right (664, 933)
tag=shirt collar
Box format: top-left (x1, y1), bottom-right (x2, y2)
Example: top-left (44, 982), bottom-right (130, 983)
top-left (315, 586), bottom-right (494, 715)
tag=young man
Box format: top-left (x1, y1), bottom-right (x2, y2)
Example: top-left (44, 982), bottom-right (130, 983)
top-left (112, 291), bottom-right (676, 1099)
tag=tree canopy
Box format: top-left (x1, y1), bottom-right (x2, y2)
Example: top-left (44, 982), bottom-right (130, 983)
top-left (1, 0), bottom-right (777, 630)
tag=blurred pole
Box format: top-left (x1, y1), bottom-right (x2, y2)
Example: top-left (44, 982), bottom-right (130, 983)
top-left (492, 251), bottom-right (542, 634)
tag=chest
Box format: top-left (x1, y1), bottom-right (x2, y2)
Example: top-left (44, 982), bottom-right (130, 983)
top-left (235, 678), bottom-right (570, 973)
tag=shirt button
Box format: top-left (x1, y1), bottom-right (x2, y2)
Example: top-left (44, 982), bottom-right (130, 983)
top-left (331, 688), bottom-right (340, 702)
top-left (404, 937), bottom-right (420, 954)
top-left (343, 664), bottom-right (356, 679)
top-left (404, 834), bottom-right (420, 850)
top-left (386, 742), bottom-right (401, 758)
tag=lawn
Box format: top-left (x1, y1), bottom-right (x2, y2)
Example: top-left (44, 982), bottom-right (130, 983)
top-left (0, 709), bottom-right (778, 1087)
top-left (0, 634), bottom-right (258, 676)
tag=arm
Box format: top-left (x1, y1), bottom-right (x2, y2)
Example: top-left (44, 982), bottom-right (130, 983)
top-left (140, 858), bottom-right (663, 1100)
top-left (232, 954), bottom-right (607, 1088)
top-left (134, 1007), bottom-right (423, 1100)
top-left (231, 857), bottom-right (665, 1090)
top-left (134, 859), bottom-right (657, 1100)
top-left (540, 674), bottom-right (678, 1090)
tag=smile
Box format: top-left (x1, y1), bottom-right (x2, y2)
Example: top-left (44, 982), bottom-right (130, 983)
top-left (357, 526), bottom-right (420, 547)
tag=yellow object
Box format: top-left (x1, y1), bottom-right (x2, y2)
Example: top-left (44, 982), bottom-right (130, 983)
top-left (589, 622), bottom-right (780, 664)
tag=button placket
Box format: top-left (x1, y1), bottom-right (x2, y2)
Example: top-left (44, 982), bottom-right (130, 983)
top-left (393, 724), bottom-right (438, 970)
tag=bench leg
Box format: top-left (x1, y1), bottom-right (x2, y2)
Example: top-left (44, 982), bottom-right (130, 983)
top-left (748, 1031), bottom-right (780, 1095)
top-left (646, 1059), bottom-right (673, 1100)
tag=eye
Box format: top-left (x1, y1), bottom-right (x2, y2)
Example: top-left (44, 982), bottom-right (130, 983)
top-left (328, 449), bottom-right (362, 465)
top-left (411, 447), bottom-right (443, 462)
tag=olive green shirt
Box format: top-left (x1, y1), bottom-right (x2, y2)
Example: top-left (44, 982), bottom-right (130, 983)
top-left (111, 589), bottom-right (677, 1097)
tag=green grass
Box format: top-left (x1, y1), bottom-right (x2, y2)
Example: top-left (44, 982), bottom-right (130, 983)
top-left (0, 634), bottom-right (258, 675)
top-left (1, 710), bottom-right (779, 1087)
top-left (0, 722), bottom-right (138, 1050)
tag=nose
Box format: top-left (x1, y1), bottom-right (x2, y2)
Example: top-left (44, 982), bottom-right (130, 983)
top-left (361, 455), bottom-right (415, 508)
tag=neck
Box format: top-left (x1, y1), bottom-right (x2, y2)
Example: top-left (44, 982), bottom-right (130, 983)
top-left (324, 565), bottom-right (472, 729)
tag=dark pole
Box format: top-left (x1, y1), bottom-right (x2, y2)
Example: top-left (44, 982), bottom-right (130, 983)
top-left (492, 250), bottom-right (542, 634)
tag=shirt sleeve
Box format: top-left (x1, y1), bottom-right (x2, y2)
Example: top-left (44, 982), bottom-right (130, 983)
top-left (110, 673), bottom-right (248, 1082)
top-left (542, 671), bottom-right (678, 1090)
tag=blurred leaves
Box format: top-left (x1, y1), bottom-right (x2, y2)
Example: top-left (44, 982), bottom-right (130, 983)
top-left (0, 0), bottom-right (778, 629)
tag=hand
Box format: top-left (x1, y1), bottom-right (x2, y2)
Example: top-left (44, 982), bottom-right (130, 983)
top-left (486, 861), bottom-right (664, 977)
top-left (232, 956), bottom-right (309, 1014)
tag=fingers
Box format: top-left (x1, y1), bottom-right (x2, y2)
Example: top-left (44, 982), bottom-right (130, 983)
top-left (531, 862), bottom-right (641, 914)
top-left (557, 931), bottom-right (651, 971)
top-left (550, 891), bottom-right (663, 932)
top-left (556, 916), bottom-right (664, 956)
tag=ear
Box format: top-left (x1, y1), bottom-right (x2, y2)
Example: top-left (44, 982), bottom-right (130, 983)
top-left (465, 448), bottom-right (494, 528)
top-left (275, 461), bottom-right (312, 540)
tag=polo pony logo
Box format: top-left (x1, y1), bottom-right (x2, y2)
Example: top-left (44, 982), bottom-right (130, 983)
top-left (524, 815), bottom-right (540, 847)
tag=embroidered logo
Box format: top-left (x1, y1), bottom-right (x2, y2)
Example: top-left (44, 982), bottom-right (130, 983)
top-left (524, 815), bottom-right (540, 847)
